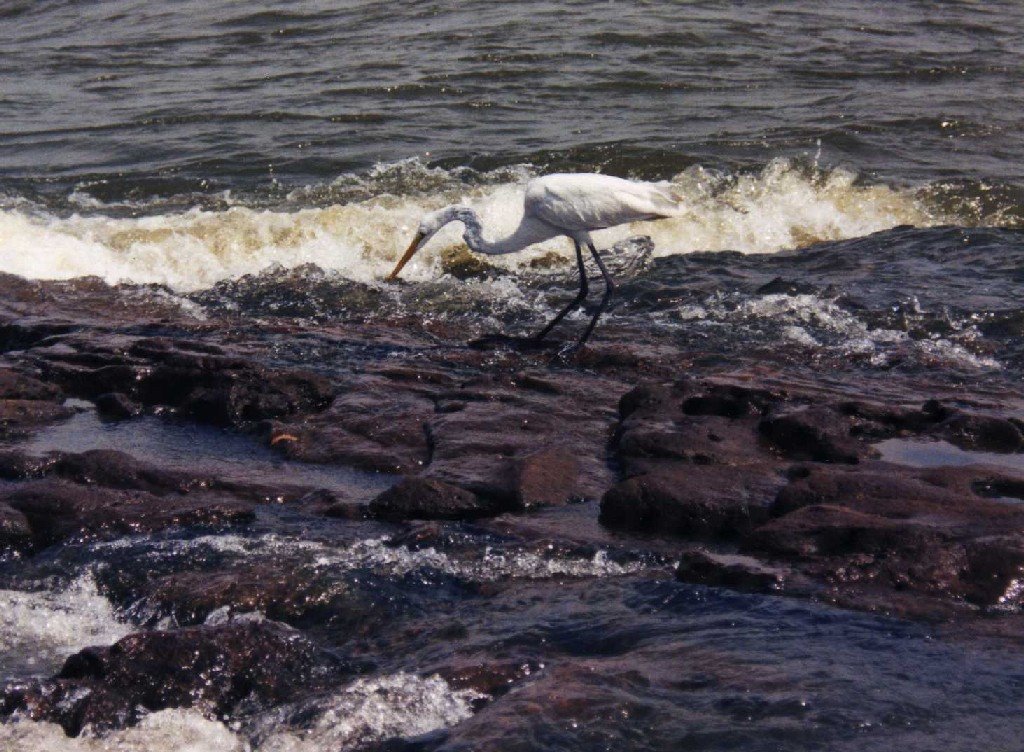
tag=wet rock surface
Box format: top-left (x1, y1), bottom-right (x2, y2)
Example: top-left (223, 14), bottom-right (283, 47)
top-left (1, 264), bottom-right (1023, 743)
top-left (1, 621), bottom-right (346, 736)
top-left (601, 375), bottom-right (1024, 622)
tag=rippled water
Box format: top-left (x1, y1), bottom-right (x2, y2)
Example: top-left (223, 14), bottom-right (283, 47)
top-left (2, 2), bottom-right (1024, 750)
top-left (3, 0), bottom-right (1024, 197)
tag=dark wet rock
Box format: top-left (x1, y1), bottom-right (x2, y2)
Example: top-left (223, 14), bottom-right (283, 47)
top-left (2, 447), bottom-right (315, 506)
top-left (605, 380), bottom-right (800, 537)
top-left (270, 387), bottom-right (433, 473)
top-left (0, 502), bottom-right (32, 552)
top-left (4, 479), bottom-right (255, 552)
top-left (50, 449), bottom-right (198, 495)
top-left (0, 368), bottom-right (62, 401)
top-left (36, 338), bottom-right (334, 427)
top-left (1, 621), bottom-right (345, 736)
top-left (962, 536), bottom-right (1024, 608)
top-left (423, 391), bottom-right (612, 506)
top-left (934, 412), bottom-right (1024, 453)
top-left (132, 566), bottom-right (374, 633)
top-left (601, 372), bottom-right (1024, 625)
top-left (370, 477), bottom-right (500, 521)
top-left (617, 414), bottom-right (759, 466)
top-left (0, 449), bottom-right (58, 480)
top-left (676, 549), bottom-right (789, 593)
top-left (94, 391), bottom-right (142, 419)
top-left (4, 270), bottom-right (1024, 641)
top-left (755, 277), bottom-right (820, 296)
top-left (769, 463), bottom-right (1024, 529)
top-left (295, 488), bottom-right (367, 519)
top-left (759, 407), bottom-right (861, 463)
top-left (972, 474), bottom-right (1024, 501)
top-left (599, 465), bottom-right (782, 538)
top-left (744, 503), bottom-right (937, 559)
top-left (0, 317), bottom-right (76, 352)
top-left (436, 657), bottom-right (542, 698)
top-left (511, 447), bottom-right (579, 509)
top-left (0, 398), bottom-right (75, 433)
top-left (176, 366), bottom-right (335, 426)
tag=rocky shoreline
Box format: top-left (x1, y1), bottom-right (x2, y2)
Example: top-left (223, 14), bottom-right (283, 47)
top-left (1, 269), bottom-right (1022, 740)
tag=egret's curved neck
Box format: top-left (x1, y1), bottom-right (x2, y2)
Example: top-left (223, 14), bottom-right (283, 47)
top-left (448, 206), bottom-right (556, 256)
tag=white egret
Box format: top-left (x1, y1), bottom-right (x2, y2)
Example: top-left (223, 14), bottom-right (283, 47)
top-left (388, 173), bottom-right (682, 351)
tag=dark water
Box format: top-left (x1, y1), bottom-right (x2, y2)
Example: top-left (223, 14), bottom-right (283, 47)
top-left (2, 0), bottom-right (1023, 203)
top-left (2, 2), bottom-right (1024, 750)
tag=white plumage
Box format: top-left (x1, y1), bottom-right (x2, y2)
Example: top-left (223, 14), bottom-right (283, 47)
top-left (388, 172), bottom-right (682, 351)
top-left (525, 173), bottom-right (681, 236)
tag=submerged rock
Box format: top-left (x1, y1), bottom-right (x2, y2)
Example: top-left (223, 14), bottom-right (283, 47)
top-left (676, 549), bottom-right (789, 593)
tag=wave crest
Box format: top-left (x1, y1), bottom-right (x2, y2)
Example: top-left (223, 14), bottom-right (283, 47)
top-left (0, 159), bottom-right (1012, 292)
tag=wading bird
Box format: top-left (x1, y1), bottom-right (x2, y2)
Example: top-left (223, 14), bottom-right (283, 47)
top-left (388, 173), bottom-right (681, 353)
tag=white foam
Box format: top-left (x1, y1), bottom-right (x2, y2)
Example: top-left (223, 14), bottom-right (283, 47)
top-left (675, 292), bottom-right (998, 370)
top-left (0, 575), bottom-right (131, 680)
top-left (0, 709), bottom-right (245, 752)
top-left (100, 534), bottom-right (648, 582)
top-left (252, 672), bottom-right (484, 751)
top-left (0, 160), bottom-right (950, 292)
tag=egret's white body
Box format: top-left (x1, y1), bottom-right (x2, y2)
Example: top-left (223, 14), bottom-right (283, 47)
top-left (389, 172), bottom-right (682, 350)
top-left (524, 173), bottom-right (682, 241)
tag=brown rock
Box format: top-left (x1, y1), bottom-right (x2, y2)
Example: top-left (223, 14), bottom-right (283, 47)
top-left (5, 479), bottom-right (255, 551)
top-left (2, 621), bottom-right (344, 736)
top-left (0, 399), bottom-right (74, 432)
top-left (0, 502), bottom-right (32, 552)
top-left (936, 412), bottom-right (1024, 453)
top-left (962, 536), bottom-right (1024, 608)
top-left (759, 407), bottom-right (860, 463)
top-left (94, 392), bottom-right (142, 419)
top-left (743, 504), bottom-right (935, 559)
top-left (134, 567), bottom-right (374, 634)
top-left (511, 447), bottom-right (579, 509)
top-left (599, 464), bottom-right (783, 538)
top-left (0, 368), bottom-right (62, 401)
top-left (369, 477), bottom-right (500, 521)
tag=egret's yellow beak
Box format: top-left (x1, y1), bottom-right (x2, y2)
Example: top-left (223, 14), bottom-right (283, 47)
top-left (387, 232), bottom-right (425, 281)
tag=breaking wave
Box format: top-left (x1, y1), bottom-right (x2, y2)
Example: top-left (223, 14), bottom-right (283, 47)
top-left (2, 159), bottom-right (1013, 292)
top-left (0, 673), bottom-right (482, 751)
top-left (0, 576), bottom-right (132, 681)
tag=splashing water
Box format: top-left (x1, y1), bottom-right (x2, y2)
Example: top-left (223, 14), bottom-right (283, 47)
top-left (0, 576), bottom-right (132, 681)
top-left (0, 160), bottom-right (970, 292)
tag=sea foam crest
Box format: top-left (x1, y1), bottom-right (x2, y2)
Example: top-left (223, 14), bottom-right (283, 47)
top-left (100, 534), bottom-right (648, 582)
top-left (0, 575), bottom-right (132, 681)
top-left (0, 160), bottom-right (950, 292)
top-left (0, 673), bottom-right (482, 751)
top-left (251, 672), bottom-right (484, 751)
top-left (0, 710), bottom-right (245, 752)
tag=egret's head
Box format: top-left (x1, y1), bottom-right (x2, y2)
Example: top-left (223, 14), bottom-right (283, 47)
top-left (387, 207), bottom-right (466, 281)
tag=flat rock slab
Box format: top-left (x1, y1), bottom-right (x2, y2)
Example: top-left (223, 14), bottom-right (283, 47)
top-left (600, 374), bottom-right (1024, 623)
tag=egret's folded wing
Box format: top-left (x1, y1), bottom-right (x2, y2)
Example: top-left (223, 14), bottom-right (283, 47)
top-left (526, 174), bottom-right (681, 232)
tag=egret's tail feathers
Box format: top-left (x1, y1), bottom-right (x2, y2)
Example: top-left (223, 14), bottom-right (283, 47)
top-left (648, 181), bottom-right (686, 217)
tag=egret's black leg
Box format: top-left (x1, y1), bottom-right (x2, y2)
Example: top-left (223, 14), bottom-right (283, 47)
top-left (533, 239), bottom-right (589, 341)
top-left (574, 242), bottom-right (616, 347)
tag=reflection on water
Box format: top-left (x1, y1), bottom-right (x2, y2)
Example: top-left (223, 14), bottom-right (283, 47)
top-left (875, 437), bottom-right (1024, 472)
top-left (13, 408), bottom-right (394, 499)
